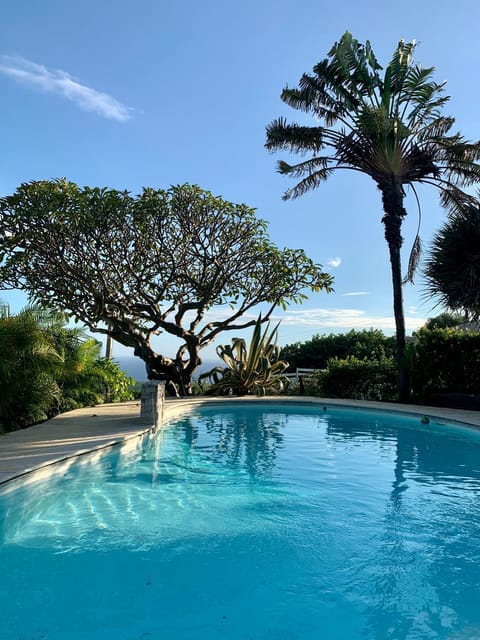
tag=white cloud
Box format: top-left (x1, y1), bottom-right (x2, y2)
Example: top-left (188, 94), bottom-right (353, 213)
top-left (271, 307), bottom-right (426, 333)
top-left (0, 55), bottom-right (134, 122)
top-left (341, 291), bottom-right (369, 297)
top-left (328, 257), bottom-right (341, 268)
top-left (172, 306), bottom-right (426, 337)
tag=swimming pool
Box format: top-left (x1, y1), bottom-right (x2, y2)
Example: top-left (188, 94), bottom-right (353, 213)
top-left (1, 402), bottom-right (480, 639)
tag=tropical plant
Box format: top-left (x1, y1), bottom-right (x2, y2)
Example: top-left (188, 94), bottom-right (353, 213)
top-left (55, 342), bottom-right (135, 412)
top-left (0, 181), bottom-right (333, 394)
top-left (0, 304), bottom-right (135, 432)
top-left (84, 357), bottom-right (136, 404)
top-left (0, 305), bottom-right (63, 431)
top-left (423, 202), bottom-right (480, 319)
top-left (265, 31), bottom-right (480, 400)
top-left (199, 317), bottom-right (289, 395)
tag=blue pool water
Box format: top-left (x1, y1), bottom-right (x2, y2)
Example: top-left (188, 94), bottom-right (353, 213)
top-left (2, 403), bottom-right (480, 640)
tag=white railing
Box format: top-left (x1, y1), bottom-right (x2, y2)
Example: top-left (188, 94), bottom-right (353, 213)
top-left (284, 368), bottom-right (316, 386)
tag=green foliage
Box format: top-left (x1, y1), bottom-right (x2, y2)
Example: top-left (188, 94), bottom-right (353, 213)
top-left (0, 305), bottom-right (63, 431)
top-left (199, 317), bottom-right (289, 396)
top-left (88, 358), bottom-right (136, 404)
top-left (57, 354), bottom-right (135, 412)
top-left (311, 356), bottom-right (398, 401)
top-left (407, 327), bottom-right (480, 402)
top-left (421, 312), bottom-right (464, 331)
top-left (0, 305), bottom-right (135, 432)
top-left (0, 181), bottom-right (333, 391)
top-left (280, 329), bottom-right (396, 371)
top-left (423, 203), bottom-right (480, 319)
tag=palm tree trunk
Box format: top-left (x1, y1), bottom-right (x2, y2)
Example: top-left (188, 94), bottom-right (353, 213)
top-left (381, 180), bottom-right (410, 402)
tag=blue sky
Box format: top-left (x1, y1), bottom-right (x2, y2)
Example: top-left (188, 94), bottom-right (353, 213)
top-left (1, 0), bottom-right (479, 362)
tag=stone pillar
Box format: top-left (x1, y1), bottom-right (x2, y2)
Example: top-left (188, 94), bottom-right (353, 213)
top-left (140, 381), bottom-right (165, 428)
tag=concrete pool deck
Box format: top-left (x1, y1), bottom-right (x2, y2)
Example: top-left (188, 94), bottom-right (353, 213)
top-left (1, 396), bottom-right (480, 486)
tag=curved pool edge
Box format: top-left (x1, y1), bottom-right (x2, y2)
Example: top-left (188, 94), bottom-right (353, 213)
top-left (164, 396), bottom-right (480, 430)
top-left (1, 396), bottom-right (479, 489)
top-left (0, 400), bottom-right (149, 488)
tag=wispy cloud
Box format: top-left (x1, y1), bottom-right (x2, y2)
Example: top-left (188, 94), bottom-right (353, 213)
top-left (0, 55), bottom-right (134, 122)
top-left (271, 307), bottom-right (426, 333)
top-left (327, 257), bottom-right (341, 268)
top-left (193, 306), bottom-right (426, 334)
top-left (341, 291), bottom-right (369, 297)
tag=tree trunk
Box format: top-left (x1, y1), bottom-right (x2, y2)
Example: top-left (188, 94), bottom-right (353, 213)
top-left (110, 328), bottom-right (201, 396)
top-left (177, 337), bottom-right (202, 395)
top-left (380, 179), bottom-right (410, 402)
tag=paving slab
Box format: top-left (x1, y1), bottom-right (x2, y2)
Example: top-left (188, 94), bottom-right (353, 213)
top-left (0, 401), bottom-right (145, 485)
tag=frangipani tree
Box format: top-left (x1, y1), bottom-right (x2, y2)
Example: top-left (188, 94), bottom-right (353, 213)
top-left (266, 32), bottom-right (480, 400)
top-left (0, 180), bottom-right (333, 393)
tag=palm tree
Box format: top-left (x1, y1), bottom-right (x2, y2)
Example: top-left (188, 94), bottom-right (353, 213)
top-left (265, 32), bottom-right (480, 401)
top-left (423, 202), bottom-right (480, 320)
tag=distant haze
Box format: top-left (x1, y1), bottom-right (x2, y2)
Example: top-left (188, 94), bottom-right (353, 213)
top-left (115, 356), bottom-right (221, 382)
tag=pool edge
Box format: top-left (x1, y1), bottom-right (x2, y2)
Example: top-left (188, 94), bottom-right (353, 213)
top-left (1, 396), bottom-right (479, 489)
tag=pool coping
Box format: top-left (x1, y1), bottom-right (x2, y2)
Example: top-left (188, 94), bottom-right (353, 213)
top-left (1, 396), bottom-right (479, 487)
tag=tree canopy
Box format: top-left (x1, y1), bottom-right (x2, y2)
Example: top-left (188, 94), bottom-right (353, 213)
top-left (0, 180), bottom-right (333, 392)
top-left (421, 312), bottom-right (465, 331)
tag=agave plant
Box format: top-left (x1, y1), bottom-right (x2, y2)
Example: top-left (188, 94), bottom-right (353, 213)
top-left (200, 317), bottom-right (289, 396)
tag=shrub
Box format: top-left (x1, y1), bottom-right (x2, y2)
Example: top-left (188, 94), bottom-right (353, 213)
top-left (57, 357), bottom-right (135, 412)
top-left (408, 327), bottom-right (480, 402)
top-left (311, 356), bottom-right (398, 401)
top-left (280, 329), bottom-right (396, 371)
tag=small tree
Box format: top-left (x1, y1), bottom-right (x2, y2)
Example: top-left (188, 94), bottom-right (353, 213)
top-left (0, 180), bottom-right (333, 393)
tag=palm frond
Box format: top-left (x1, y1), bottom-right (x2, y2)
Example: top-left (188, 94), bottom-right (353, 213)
top-left (265, 118), bottom-right (326, 154)
top-left (423, 203), bottom-right (480, 316)
top-left (402, 184), bottom-right (423, 285)
top-left (267, 31), bottom-right (480, 214)
top-left (388, 38), bottom-right (416, 95)
top-left (320, 32), bottom-right (384, 109)
top-left (403, 235), bottom-right (422, 285)
top-left (277, 156), bottom-right (330, 179)
top-left (414, 116), bottom-right (454, 141)
top-left (282, 169), bottom-right (336, 200)
top-left (437, 184), bottom-right (478, 217)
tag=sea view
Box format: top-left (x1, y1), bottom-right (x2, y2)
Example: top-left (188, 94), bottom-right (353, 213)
top-left (115, 356), bottom-right (220, 383)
